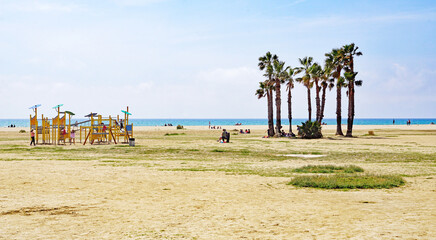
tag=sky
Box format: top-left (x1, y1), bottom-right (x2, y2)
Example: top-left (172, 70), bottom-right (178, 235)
top-left (1, 0), bottom-right (435, 119)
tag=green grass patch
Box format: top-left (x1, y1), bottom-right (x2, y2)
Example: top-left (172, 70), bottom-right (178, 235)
top-left (289, 174), bottom-right (405, 189)
top-left (293, 165), bottom-right (364, 173)
top-left (211, 149), bottom-right (228, 152)
top-left (164, 133), bottom-right (186, 136)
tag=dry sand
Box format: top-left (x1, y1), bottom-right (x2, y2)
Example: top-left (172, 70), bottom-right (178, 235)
top-left (0, 125), bottom-right (435, 239)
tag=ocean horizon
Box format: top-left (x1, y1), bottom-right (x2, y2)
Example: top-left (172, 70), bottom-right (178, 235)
top-left (1, 118), bottom-right (435, 128)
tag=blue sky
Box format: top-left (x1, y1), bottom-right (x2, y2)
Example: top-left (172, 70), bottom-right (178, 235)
top-left (1, 0), bottom-right (435, 118)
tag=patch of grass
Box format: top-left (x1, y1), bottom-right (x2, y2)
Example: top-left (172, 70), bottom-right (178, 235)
top-left (164, 133), bottom-right (186, 136)
top-left (293, 165), bottom-right (364, 174)
top-left (211, 149), bottom-right (228, 152)
top-left (289, 174), bottom-right (405, 189)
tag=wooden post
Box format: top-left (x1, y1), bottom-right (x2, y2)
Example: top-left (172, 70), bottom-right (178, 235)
top-left (56, 106), bottom-right (60, 145)
top-left (109, 115), bottom-right (112, 143)
top-left (126, 106), bottom-right (129, 125)
top-left (35, 107), bottom-right (38, 143)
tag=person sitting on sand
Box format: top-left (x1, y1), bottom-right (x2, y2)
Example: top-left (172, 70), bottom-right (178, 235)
top-left (240, 129), bottom-right (244, 134)
top-left (220, 129), bottom-right (229, 143)
top-left (30, 129), bottom-right (36, 146)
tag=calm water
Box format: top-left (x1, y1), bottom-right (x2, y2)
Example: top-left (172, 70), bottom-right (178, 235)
top-left (2, 118), bottom-right (435, 128)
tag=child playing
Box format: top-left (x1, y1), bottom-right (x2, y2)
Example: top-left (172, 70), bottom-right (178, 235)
top-left (70, 129), bottom-right (76, 145)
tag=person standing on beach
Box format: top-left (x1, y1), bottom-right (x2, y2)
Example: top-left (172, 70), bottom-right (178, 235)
top-left (393, 119), bottom-right (395, 125)
top-left (30, 129), bottom-right (36, 146)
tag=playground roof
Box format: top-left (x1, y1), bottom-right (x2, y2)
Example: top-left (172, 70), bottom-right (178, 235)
top-left (84, 113), bottom-right (98, 117)
top-left (29, 104), bottom-right (41, 109)
top-left (121, 110), bottom-right (132, 115)
top-left (65, 111), bottom-right (75, 116)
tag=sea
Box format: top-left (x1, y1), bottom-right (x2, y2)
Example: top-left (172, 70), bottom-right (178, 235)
top-left (1, 118), bottom-right (435, 128)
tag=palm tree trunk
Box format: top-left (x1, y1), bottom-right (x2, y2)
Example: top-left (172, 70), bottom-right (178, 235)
top-left (287, 88), bottom-right (293, 133)
top-left (336, 84), bottom-right (343, 136)
top-left (275, 79), bottom-right (281, 137)
top-left (346, 83), bottom-right (354, 137)
top-left (267, 90), bottom-right (275, 137)
top-left (346, 58), bottom-right (355, 137)
top-left (315, 81), bottom-right (321, 123)
top-left (307, 87), bottom-right (312, 122)
top-left (320, 86), bottom-right (327, 123)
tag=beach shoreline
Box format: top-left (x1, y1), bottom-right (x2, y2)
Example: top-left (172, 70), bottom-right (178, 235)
top-left (2, 124), bottom-right (436, 132)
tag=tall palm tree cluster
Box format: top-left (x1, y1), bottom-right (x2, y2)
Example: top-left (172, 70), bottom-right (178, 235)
top-left (256, 43), bottom-right (362, 138)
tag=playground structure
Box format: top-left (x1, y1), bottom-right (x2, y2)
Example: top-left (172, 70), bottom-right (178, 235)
top-left (29, 104), bottom-right (133, 145)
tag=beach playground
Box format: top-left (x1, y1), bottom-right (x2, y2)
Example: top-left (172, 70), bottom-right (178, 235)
top-left (0, 124), bottom-right (435, 239)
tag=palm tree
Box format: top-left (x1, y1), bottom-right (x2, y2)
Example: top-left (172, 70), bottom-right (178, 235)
top-left (296, 56), bottom-right (314, 121)
top-left (272, 59), bottom-right (286, 136)
top-left (258, 52), bottom-right (278, 137)
top-left (326, 48), bottom-right (346, 136)
top-left (285, 67), bottom-right (297, 134)
top-left (343, 43), bottom-right (363, 137)
top-left (309, 63), bottom-right (323, 123)
top-left (319, 63), bottom-right (335, 123)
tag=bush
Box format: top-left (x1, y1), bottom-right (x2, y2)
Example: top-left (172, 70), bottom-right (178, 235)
top-left (289, 174), bottom-right (405, 189)
top-left (19, 130), bottom-right (26, 133)
top-left (293, 165), bottom-right (364, 174)
top-left (176, 125), bottom-right (184, 130)
top-left (297, 120), bottom-right (322, 139)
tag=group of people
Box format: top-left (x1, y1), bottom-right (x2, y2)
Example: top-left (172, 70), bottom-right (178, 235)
top-left (62, 128), bottom-right (76, 145)
top-left (164, 123), bottom-right (173, 126)
top-left (235, 123), bottom-right (242, 126)
top-left (239, 129), bottom-right (251, 134)
top-left (262, 129), bottom-right (295, 138)
top-left (406, 119), bottom-right (412, 125)
top-left (114, 119), bottom-right (125, 131)
top-left (7, 124), bottom-right (16, 128)
top-left (29, 128), bottom-right (76, 146)
top-left (210, 126), bottom-right (222, 129)
top-left (60, 128), bottom-right (76, 144)
top-left (280, 130), bottom-right (296, 137)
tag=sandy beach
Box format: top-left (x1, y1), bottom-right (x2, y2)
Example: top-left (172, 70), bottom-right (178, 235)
top-left (0, 125), bottom-right (435, 239)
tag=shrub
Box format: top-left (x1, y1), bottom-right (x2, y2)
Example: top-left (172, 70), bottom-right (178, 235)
top-left (297, 120), bottom-right (322, 139)
top-left (293, 165), bottom-right (364, 173)
top-left (19, 130), bottom-right (26, 133)
top-left (176, 125), bottom-right (184, 130)
top-left (289, 174), bottom-right (405, 189)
